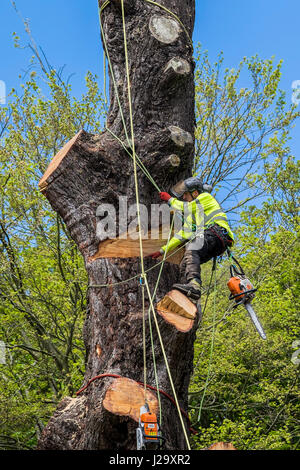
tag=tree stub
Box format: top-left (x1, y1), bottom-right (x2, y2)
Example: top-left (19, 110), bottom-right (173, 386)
top-left (156, 290), bottom-right (197, 332)
top-left (164, 57), bottom-right (191, 75)
top-left (149, 15), bottom-right (182, 44)
top-left (168, 125), bottom-right (193, 147)
top-left (103, 377), bottom-right (158, 423)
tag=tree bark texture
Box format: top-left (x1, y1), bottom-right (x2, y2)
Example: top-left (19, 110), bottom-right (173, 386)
top-left (38, 0), bottom-right (196, 450)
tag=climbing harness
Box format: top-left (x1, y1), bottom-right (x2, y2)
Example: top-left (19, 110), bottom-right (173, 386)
top-left (227, 250), bottom-right (266, 340)
top-left (136, 403), bottom-right (164, 450)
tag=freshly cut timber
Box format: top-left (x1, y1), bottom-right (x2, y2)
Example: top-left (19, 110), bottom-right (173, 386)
top-left (38, 130), bottom-right (84, 192)
top-left (103, 377), bottom-right (158, 423)
top-left (90, 225), bottom-right (185, 265)
top-left (157, 290), bottom-right (197, 320)
top-left (156, 290), bottom-right (197, 333)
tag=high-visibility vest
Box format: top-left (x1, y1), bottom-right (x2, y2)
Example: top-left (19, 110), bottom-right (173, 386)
top-left (161, 193), bottom-right (234, 254)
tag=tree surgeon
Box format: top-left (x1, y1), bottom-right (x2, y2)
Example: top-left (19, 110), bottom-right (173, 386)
top-left (148, 177), bottom-right (234, 300)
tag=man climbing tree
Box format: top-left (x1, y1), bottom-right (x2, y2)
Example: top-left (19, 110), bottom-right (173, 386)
top-left (149, 178), bottom-right (234, 301)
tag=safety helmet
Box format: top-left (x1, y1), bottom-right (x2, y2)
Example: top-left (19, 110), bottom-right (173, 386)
top-left (171, 177), bottom-right (213, 198)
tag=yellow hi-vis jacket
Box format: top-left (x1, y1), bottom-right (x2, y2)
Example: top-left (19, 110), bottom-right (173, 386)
top-left (161, 192), bottom-right (234, 254)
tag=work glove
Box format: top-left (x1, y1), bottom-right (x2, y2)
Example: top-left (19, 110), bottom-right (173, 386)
top-left (159, 192), bottom-right (171, 202)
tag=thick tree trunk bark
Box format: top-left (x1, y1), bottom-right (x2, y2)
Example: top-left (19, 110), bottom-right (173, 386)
top-left (37, 0), bottom-right (196, 450)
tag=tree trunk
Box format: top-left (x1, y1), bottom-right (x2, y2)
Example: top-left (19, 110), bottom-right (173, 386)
top-left (37, 0), bottom-right (196, 450)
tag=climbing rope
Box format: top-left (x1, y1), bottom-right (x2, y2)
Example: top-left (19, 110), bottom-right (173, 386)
top-left (146, 214), bottom-right (175, 428)
top-left (120, 0), bottom-right (191, 448)
top-left (141, 277), bottom-right (147, 400)
top-left (99, 2), bottom-right (161, 191)
top-left (120, 0), bottom-right (150, 407)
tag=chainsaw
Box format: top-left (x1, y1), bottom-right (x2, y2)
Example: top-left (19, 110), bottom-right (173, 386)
top-left (227, 256), bottom-right (266, 340)
top-left (136, 404), bottom-right (163, 450)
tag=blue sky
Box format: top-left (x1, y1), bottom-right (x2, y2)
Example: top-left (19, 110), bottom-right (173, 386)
top-left (1, 0), bottom-right (300, 156)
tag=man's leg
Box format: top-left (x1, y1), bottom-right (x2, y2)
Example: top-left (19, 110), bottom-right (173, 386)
top-left (184, 249), bottom-right (201, 283)
top-left (174, 248), bottom-right (203, 301)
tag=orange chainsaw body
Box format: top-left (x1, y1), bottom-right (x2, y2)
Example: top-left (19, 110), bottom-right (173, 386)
top-left (227, 276), bottom-right (253, 301)
top-left (140, 412), bottom-right (159, 441)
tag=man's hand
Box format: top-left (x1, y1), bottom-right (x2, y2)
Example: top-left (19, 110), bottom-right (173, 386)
top-left (146, 251), bottom-right (162, 259)
top-left (159, 192), bottom-right (171, 202)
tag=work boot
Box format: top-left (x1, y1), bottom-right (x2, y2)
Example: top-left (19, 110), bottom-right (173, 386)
top-left (172, 278), bottom-right (202, 301)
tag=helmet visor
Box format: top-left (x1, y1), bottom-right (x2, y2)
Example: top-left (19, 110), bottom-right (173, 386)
top-left (171, 180), bottom-right (188, 198)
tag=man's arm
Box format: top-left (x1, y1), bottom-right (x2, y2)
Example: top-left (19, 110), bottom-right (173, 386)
top-left (168, 197), bottom-right (196, 212)
top-left (159, 193), bottom-right (202, 254)
top-left (161, 216), bottom-right (194, 254)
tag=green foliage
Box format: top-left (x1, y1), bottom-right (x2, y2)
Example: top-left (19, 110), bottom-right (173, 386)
top-left (0, 69), bottom-right (105, 448)
top-left (194, 46), bottom-right (299, 212)
top-left (189, 46), bottom-right (299, 450)
top-left (189, 166), bottom-right (299, 450)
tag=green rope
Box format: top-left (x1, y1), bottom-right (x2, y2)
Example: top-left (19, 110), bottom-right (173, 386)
top-left (105, 127), bottom-right (161, 192)
top-left (121, 3), bottom-right (191, 447)
top-left (97, 0), bottom-right (193, 193)
top-left (98, 1), bottom-right (131, 144)
top-left (143, 276), bottom-right (191, 449)
top-left (147, 214), bottom-right (175, 428)
top-left (141, 279), bottom-right (147, 400)
top-left (144, 0), bottom-right (193, 48)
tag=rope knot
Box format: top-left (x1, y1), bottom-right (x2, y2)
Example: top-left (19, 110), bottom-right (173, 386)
top-left (139, 273), bottom-right (147, 286)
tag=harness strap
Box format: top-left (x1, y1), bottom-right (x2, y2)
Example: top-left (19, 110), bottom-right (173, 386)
top-left (209, 225), bottom-right (233, 249)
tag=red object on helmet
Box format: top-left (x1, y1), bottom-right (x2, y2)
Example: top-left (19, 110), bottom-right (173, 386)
top-left (159, 192), bottom-right (171, 201)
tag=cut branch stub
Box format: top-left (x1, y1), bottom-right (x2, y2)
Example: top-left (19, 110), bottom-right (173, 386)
top-left (164, 57), bottom-right (191, 76)
top-left (168, 125), bottom-right (193, 148)
top-left (154, 154), bottom-right (181, 172)
top-left (103, 377), bottom-right (158, 422)
top-left (156, 290), bottom-right (197, 333)
top-left (38, 130), bottom-right (84, 192)
top-left (149, 15), bottom-right (182, 44)
top-left (161, 57), bottom-right (192, 92)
